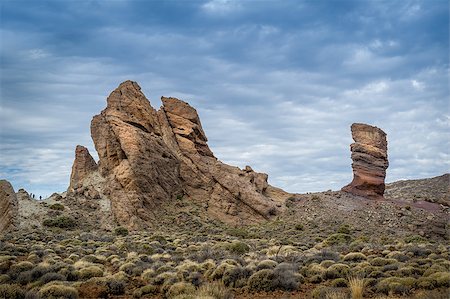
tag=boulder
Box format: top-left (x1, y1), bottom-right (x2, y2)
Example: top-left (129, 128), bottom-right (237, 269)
top-left (342, 123), bottom-right (389, 199)
top-left (0, 180), bottom-right (18, 232)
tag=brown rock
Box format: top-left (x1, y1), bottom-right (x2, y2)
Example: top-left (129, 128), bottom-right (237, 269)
top-left (342, 123), bottom-right (389, 199)
top-left (0, 180), bottom-right (18, 232)
top-left (71, 80), bottom-right (280, 229)
top-left (69, 145), bottom-right (98, 192)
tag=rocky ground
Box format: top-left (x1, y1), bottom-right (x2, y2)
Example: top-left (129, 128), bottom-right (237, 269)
top-left (0, 175), bottom-right (448, 299)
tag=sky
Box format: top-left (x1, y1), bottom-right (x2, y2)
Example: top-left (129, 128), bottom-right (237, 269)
top-left (0, 0), bottom-right (448, 198)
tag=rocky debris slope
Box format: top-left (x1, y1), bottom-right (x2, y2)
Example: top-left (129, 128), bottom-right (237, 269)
top-left (385, 173), bottom-right (450, 207)
top-left (70, 81), bottom-right (283, 229)
top-left (0, 180), bottom-right (18, 232)
top-left (342, 123), bottom-right (389, 200)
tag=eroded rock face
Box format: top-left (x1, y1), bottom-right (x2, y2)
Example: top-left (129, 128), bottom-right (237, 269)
top-left (69, 145), bottom-right (98, 192)
top-left (70, 80), bottom-right (280, 229)
top-left (0, 180), bottom-right (18, 232)
top-left (342, 123), bottom-right (389, 199)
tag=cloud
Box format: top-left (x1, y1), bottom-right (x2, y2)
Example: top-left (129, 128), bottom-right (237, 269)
top-left (0, 0), bottom-right (448, 197)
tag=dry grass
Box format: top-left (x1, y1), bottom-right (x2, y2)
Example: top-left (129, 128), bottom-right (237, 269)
top-left (348, 276), bottom-right (365, 299)
top-left (326, 290), bottom-right (348, 299)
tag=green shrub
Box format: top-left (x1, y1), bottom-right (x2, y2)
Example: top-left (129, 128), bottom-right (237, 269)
top-left (324, 233), bottom-right (353, 246)
top-left (43, 216), bottom-right (76, 229)
top-left (248, 269), bottom-right (276, 292)
top-left (376, 277), bottom-right (417, 295)
top-left (226, 241), bottom-right (249, 255)
top-left (166, 282), bottom-right (195, 298)
top-left (38, 284), bottom-right (78, 299)
top-left (133, 285), bottom-right (159, 298)
top-left (428, 272), bottom-right (450, 288)
top-left (49, 203), bottom-right (65, 210)
top-left (256, 259), bottom-right (277, 270)
top-left (78, 266), bottom-right (103, 279)
top-left (404, 235), bottom-right (428, 243)
top-left (295, 224), bottom-right (304, 231)
top-left (337, 224), bottom-right (351, 234)
top-left (0, 284), bottom-right (26, 299)
top-left (323, 264), bottom-right (350, 279)
top-left (370, 257), bottom-right (397, 266)
top-left (343, 252), bottom-right (367, 262)
top-left (114, 227), bottom-right (129, 237)
top-left (331, 278), bottom-right (348, 287)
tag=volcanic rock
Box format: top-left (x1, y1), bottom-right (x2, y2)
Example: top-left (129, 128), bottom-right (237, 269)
top-left (342, 123), bottom-right (389, 199)
top-left (69, 145), bottom-right (98, 192)
top-left (71, 80), bottom-right (281, 229)
top-left (0, 180), bottom-right (18, 232)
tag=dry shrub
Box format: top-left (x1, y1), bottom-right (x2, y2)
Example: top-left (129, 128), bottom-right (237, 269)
top-left (348, 276), bottom-right (364, 299)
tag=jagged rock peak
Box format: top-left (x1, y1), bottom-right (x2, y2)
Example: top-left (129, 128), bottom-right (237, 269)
top-left (342, 123), bottom-right (389, 199)
top-left (69, 145), bottom-right (98, 192)
top-left (69, 80), bottom-right (281, 229)
top-left (0, 179), bottom-right (18, 232)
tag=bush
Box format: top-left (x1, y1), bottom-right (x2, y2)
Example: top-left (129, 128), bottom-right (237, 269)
top-left (133, 285), bottom-right (159, 298)
top-left (248, 269), bottom-right (276, 292)
top-left (323, 264), bottom-right (350, 279)
top-left (0, 284), bottom-right (26, 299)
top-left (256, 259), bottom-right (277, 270)
top-left (222, 266), bottom-right (251, 287)
top-left (295, 224), bottom-right (304, 231)
top-left (38, 284), bottom-right (78, 299)
top-left (40, 272), bottom-right (66, 284)
top-left (78, 266), bottom-right (103, 279)
top-left (324, 234), bottom-right (353, 246)
top-left (114, 227), bottom-right (129, 237)
top-left (49, 203), bottom-right (65, 211)
top-left (197, 281), bottom-right (232, 299)
top-left (331, 278), bottom-right (347, 287)
top-left (226, 241), bottom-right (249, 255)
top-left (43, 216), bottom-right (76, 229)
top-left (376, 277), bottom-right (416, 295)
top-left (166, 282), bottom-right (195, 297)
top-left (337, 224), bottom-right (351, 234)
top-left (343, 252), bottom-right (367, 262)
top-left (274, 263), bottom-right (300, 291)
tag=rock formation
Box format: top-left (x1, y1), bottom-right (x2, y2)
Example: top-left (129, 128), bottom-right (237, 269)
top-left (342, 123), bottom-right (389, 199)
top-left (0, 180), bottom-right (18, 232)
top-left (69, 145), bottom-right (98, 192)
top-left (70, 80), bottom-right (282, 229)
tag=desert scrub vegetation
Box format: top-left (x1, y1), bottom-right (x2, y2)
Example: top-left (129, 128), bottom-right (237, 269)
top-left (0, 222), bottom-right (448, 298)
top-left (43, 216), bottom-right (76, 229)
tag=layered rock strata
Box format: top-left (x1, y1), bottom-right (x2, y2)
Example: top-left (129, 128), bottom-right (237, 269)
top-left (342, 123), bottom-right (389, 199)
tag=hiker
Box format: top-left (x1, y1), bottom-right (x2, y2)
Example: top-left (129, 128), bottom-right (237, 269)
top-left (39, 195), bottom-right (42, 200)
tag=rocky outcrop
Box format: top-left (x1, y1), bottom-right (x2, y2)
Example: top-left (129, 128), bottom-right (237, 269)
top-left (0, 180), bottom-right (18, 232)
top-left (71, 81), bottom-right (280, 229)
top-left (342, 123), bottom-right (389, 199)
top-left (69, 145), bottom-right (98, 192)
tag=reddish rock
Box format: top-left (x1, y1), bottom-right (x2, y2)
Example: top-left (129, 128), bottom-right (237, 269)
top-left (0, 180), bottom-right (18, 231)
top-left (69, 145), bottom-right (98, 192)
top-left (70, 80), bottom-right (281, 229)
top-left (342, 123), bottom-right (389, 199)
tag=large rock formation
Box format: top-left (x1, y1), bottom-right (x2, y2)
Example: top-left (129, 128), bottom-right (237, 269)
top-left (71, 81), bottom-right (281, 229)
top-left (342, 123), bottom-right (389, 199)
top-left (0, 180), bottom-right (18, 232)
top-left (69, 145), bottom-right (98, 192)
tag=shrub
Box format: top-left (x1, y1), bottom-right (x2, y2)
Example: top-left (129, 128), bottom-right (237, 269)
top-left (248, 269), bottom-right (276, 292)
top-left (114, 227), bottom-right (129, 237)
top-left (166, 282), bottom-right (195, 298)
top-left (0, 284), bottom-right (26, 299)
top-left (295, 224), bottom-right (304, 231)
top-left (428, 272), bottom-right (450, 288)
top-left (38, 284), bottom-right (78, 299)
top-left (133, 285), bottom-right (159, 298)
top-left (331, 278), bottom-right (347, 287)
top-left (370, 257), bottom-right (396, 266)
top-left (78, 266), bottom-right (103, 279)
top-left (43, 216), bottom-right (76, 229)
top-left (343, 252), bottom-right (367, 262)
top-left (226, 241), bottom-right (249, 255)
top-left (404, 235), bottom-right (428, 243)
top-left (222, 266), bottom-right (251, 288)
top-left (337, 224), bottom-right (351, 234)
top-left (273, 263), bottom-right (300, 291)
top-left (376, 277), bottom-right (416, 295)
top-left (40, 272), bottom-right (66, 284)
top-left (323, 264), bottom-right (350, 279)
top-left (324, 234), bottom-right (353, 246)
top-left (49, 203), bottom-right (65, 211)
top-left (256, 259), bottom-right (277, 270)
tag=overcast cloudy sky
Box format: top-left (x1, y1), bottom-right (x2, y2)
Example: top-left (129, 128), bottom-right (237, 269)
top-left (0, 0), bottom-right (448, 197)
